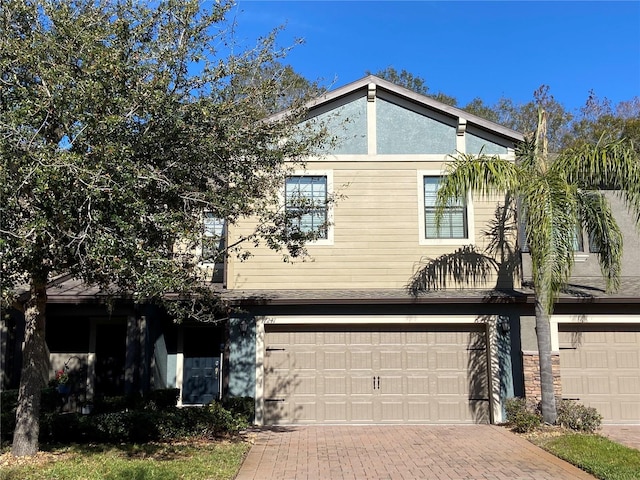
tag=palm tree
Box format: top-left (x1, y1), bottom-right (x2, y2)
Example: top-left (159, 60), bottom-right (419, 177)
top-left (434, 110), bottom-right (640, 423)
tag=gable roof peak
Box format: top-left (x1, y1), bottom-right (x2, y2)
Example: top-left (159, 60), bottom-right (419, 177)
top-left (309, 74), bottom-right (523, 141)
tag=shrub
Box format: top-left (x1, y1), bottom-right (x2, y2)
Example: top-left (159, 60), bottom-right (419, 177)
top-left (557, 400), bottom-right (602, 433)
top-left (0, 390), bottom-right (18, 442)
top-left (208, 401), bottom-right (248, 433)
top-left (223, 396), bottom-right (255, 423)
top-left (145, 388), bottom-right (180, 410)
top-left (505, 397), bottom-right (542, 433)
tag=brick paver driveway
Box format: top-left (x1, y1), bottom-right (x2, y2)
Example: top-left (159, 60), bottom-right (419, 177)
top-left (235, 425), bottom-right (595, 480)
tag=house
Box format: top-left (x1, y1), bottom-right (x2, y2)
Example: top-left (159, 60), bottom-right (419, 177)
top-left (2, 76), bottom-right (637, 425)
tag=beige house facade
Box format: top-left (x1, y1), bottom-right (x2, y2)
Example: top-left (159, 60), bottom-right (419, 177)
top-left (223, 76), bottom-right (526, 425)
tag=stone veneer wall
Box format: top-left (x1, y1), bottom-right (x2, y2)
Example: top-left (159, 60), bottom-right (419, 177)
top-left (522, 351), bottom-right (562, 402)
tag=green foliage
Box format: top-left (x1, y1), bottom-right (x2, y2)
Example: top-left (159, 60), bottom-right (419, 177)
top-left (504, 397), bottom-right (542, 433)
top-left (1, 0), bottom-right (326, 307)
top-left (1, 390), bottom-right (18, 442)
top-left (37, 403), bottom-right (247, 444)
top-left (541, 433), bottom-right (640, 480)
top-left (557, 400), bottom-right (602, 433)
top-left (223, 396), bottom-right (255, 423)
top-left (145, 388), bottom-right (180, 410)
top-left (367, 66), bottom-right (457, 106)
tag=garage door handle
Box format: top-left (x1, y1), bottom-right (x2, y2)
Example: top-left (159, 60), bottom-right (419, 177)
top-left (265, 398), bottom-right (285, 402)
top-left (266, 348), bottom-right (286, 351)
top-left (372, 376), bottom-right (380, 390)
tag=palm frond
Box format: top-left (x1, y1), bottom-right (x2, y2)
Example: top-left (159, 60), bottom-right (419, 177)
top-left (523, 171), bottom-right (579, 314)
top-left (554, 137), bottom-right (640, 222)
top-left (436, 152), bottom-right (520, 230)
top-left (578, 190), bottom-right (623, 292)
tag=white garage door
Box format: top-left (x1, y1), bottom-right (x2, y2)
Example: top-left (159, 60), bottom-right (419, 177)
top-left (559, 324), bottom-right (640, 424)
top-left (263, 324), bottom-right (490, 424)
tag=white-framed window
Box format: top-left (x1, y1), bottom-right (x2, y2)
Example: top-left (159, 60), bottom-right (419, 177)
top-left (418, 171), bottom-right (473, 245)
top-left (285, 173), bottom-right (333, 243)
top-left (202, 213), bottom-right (225, 263)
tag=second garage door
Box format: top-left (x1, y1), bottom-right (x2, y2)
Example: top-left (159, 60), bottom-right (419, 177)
top-left (263, 324), bottom-right (490, 424)
top-left (559, 323), bottom-right (640, 424)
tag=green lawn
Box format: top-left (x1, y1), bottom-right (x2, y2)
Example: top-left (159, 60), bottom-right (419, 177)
top-left (534, 433), bottom-right (640, 480)
top-left (0, 441), bottom-right (250, 480)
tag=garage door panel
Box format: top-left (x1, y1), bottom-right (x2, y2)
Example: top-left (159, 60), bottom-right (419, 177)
top-left (293, 401), bottom-right (317, 422)
top-left (351, 400), bottom-right (373, 421)
top-left (324, 375), bottom-right (347, 394)
top-left (380, 375), bottom-right (403, 393)
top-left (407, 376), bottom-right (430, 394)
top-left (585, 351), bottom-right (609, 368)
top-left (324, 351), bottom-right (347, 369)
top-left (618, 377), bottom-right (640, 394)
top-left (559, 324), bottom-right (640, 424)
top-left (351, 375), bottom-right (374, 394)
top-left (379, 401), bottom-right (404, 421)
top-left (265, 399), bottom-right (289, 423)
top-left (380, 351), bottom-right (402, 370)
top-left (621, 403), bottom-right (640, 421)
top-left (294, 351), bottom-right (318, 370)
top-left (406, 351), bottom-right (429, 369)
top-left (324, 402), bottom-right (347, 422)
top-left (349, 351), bottom-right (373, 369)
top-left (616, 351), bottom-right (639, 368)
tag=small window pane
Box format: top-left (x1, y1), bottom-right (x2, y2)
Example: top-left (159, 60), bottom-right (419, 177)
top-left (424, 176), bottom-right (467, 239)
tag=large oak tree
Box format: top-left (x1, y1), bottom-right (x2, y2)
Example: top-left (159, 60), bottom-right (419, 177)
top-left (1, 0), bottom-right (326, 456)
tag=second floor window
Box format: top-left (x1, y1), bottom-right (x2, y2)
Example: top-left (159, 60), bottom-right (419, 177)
top-left (285, 175), bottom-right (328, 239)
top-left (202, 213), bottom-right (225, 262)
top-left (424, 176), bottom-right (468, 239)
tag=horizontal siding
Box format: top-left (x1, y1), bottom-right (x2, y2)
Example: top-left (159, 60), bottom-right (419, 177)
top-left (227, 161), bottom-right (514, 290)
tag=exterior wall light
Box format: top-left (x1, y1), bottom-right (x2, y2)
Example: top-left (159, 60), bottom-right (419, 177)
top-left (498, 315), bottom-right (511, 335)
top-left (239, 320), bottom-right (248, 336)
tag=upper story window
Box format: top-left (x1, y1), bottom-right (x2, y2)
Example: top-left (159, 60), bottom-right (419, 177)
top-left (423, 176), bottom-right (468, 239)
top-left (202, 213), bottom-right (225, 262)
top-left (285, 175), bottom-right (328, 239)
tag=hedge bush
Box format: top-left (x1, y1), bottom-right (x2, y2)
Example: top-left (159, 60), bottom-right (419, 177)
top-left (504, 397), bottom-right (542, 433)
top-left (505, 397), bottom-right (603, 434)
top-left (223, 396), bottom-right (255, 423)
top-left (557, 399), bottom-right (602, 433)
top-left (2, 387), bottom-right (246, 444)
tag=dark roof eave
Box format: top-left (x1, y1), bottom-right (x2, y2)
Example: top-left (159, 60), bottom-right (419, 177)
top-left (229, 294), bottom-right (527, 307)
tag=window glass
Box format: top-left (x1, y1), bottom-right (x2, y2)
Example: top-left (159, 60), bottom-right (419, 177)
top-left (424, 176), bottom-right (467, 239)
top-left (202, 213), bottom-right (225, 262)
top-left (285, 176), bottom-right (327, 239)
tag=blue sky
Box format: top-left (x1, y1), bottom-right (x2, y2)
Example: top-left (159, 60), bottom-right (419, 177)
top-left (231, 1), bottom-right (640, 113)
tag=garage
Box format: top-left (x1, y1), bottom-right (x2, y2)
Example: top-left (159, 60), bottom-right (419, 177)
top-left (263, 324), bottom-right (490, 424)
top-left (559, 324), bottom-right (640, 424)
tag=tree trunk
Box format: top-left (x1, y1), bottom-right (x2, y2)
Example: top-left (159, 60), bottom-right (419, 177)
top-left (534, 292), bottom-right (557, 425)
top-left (11, 276), bottom-right (49, 456)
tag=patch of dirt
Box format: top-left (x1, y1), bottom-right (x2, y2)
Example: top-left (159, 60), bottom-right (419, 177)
top-left (514, 425), bottom-right (574, 447)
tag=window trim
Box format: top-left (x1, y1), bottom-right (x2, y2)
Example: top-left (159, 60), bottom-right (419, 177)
top-left (285, 170), bottom-right (334, 246)
top-left (417, 170), bottom-right (474, 245)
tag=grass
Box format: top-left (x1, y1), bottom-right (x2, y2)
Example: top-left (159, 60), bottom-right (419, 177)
top-left (532, 432), bottom-right (640, 480)
top-left (0, 440), bottom-right (251, 480)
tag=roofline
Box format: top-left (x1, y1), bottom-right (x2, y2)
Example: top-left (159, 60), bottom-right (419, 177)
top-left (270, 75), bottom-right (524, 143)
